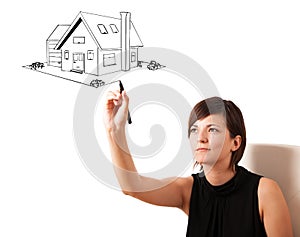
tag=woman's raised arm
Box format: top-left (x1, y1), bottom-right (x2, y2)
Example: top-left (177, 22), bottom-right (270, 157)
top-left (103, 90), bottom-right (192, 213)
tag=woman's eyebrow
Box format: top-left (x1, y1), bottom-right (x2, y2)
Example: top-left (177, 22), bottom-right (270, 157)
top-left (192, 123), bottom-right (222, 128)
top-left (207, 123), bottom-right (221, 128)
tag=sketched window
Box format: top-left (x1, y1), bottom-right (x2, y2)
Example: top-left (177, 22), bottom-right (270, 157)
top-left (103, 53), bottom-right (116, 67)
top-left (98, 24), bottom-right (108, 34)
top-left (87, 50), bottom-right (94, 60)
top-left (131, 52), bottom-right (136, 62)
top-left (64, 50), bottom-right (69, 60)
top-left (109, 24), bottom-right (119, 33)
top-left (73, 36), bottom-right (85, 44)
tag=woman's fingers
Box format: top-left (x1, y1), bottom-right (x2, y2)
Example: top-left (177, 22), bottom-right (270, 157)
top-left (105, 90), bottom-right (129, 113)
top-left (104, 90), bottom-right (130, 129)
top-left (106, 91), bottom-right (121, 101)
top-left (106, 90), bottom-right (122, 107)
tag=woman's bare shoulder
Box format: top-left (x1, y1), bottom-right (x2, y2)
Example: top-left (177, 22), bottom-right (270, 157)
top-left (258, 177), bottom-right (281, 196)
top-left (258, 177), bottom-right (294, 236)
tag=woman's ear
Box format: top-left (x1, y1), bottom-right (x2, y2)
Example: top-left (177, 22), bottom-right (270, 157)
top-left (231, 135), bottom-right (242, 152)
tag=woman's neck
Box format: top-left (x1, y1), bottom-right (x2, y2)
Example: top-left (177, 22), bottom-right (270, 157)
top-left (203, 164), bottom-right (236, 186)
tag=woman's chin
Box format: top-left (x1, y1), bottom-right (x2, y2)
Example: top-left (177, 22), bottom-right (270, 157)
top-left (196, 156), bottom-right (218, 167)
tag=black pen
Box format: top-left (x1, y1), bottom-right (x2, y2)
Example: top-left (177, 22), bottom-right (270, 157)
top-left (119, 80), bottom-right (132, 124)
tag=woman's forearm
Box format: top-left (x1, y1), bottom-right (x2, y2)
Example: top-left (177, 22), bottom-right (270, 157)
top-left (103, 90), bottom-right (165, 194)
top-left (106, 127), bottom-right (141, 193)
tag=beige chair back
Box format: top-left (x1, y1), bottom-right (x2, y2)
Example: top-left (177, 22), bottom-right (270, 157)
top-left (240, 144), bottom-right (300, 236)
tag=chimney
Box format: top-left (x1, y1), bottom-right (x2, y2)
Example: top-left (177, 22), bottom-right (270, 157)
top-left (120, 12), bottom-right (131, 71)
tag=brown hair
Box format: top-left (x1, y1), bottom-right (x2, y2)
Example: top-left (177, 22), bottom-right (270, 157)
top-left (188, 96), bottom-right (246, 167)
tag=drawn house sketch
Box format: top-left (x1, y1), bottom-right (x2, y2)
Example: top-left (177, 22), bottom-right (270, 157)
top-left (47, 11), bottom-right (143, 76)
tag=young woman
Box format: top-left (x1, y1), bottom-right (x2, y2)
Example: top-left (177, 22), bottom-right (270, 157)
top-left (104, 91), bottom-right (293, 237)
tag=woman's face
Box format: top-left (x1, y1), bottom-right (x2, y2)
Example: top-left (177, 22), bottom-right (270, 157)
top-left (189, 114), bottom-right (235, 167)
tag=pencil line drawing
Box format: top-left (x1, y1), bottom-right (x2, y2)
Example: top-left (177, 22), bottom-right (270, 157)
top-left (54, 11), bottom-right (143, 76)
top-left (23, 11), bottom-right (166, 88)
top-left (22, 65), bottom-right (91, 87)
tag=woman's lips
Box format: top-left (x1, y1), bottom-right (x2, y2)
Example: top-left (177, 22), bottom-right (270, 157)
top-left (196, 148), bottom-right (210, 152)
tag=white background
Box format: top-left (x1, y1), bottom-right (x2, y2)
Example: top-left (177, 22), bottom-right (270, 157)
top-left (1, 0), bottom-right (300, 236)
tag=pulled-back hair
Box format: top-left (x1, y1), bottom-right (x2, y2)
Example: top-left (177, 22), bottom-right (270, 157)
top-left (188, 97), bottom-right (246, 167)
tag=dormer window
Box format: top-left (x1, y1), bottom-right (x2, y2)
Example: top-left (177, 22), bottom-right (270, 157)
top-left (109, 24), bottom-right (119, 33)
top-left (97, 24), bottom-right (108, 34)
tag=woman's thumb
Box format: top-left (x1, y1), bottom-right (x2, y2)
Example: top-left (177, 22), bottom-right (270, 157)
top-left (121, 90), bottom-right (129, 107)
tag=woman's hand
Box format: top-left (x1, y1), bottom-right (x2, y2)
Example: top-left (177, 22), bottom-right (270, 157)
top-left (103, 90), bottom-right (129, 132)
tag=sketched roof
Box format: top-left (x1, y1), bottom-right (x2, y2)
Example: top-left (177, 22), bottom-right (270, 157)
top-left (55, 11), bottom-right (143, 50)
top-left (47, 25), bottom-right (70, 41)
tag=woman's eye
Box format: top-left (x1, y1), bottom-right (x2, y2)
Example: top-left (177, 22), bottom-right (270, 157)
top-left (190, 128), bottom-right (197, 133)
top-left (209, 128), bottom-right (219, 133)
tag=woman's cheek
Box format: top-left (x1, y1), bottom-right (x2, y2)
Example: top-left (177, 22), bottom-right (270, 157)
top-left (189, 135), bottom-right (198, 151)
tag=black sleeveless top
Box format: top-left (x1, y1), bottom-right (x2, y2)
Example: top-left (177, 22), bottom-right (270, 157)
top-left (186, 166), bottom-right (267, 237)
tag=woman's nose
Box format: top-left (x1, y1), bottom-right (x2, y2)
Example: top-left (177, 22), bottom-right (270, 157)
top-left (198, 130), bottom-right (208, 143)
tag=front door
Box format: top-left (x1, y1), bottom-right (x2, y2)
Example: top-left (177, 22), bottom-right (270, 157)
top-left (73, 53), bottom-right (85, 72)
